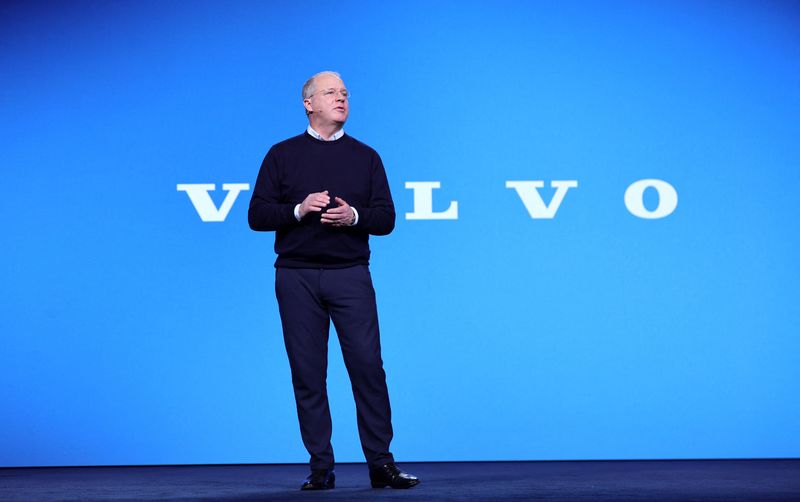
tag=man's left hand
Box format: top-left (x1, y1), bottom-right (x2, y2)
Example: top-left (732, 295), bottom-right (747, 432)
top-left (321, 197), bottom-right (355, 226)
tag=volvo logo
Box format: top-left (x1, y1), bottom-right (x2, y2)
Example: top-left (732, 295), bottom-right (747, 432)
top-left (177, 179), bottom-right (677, 222)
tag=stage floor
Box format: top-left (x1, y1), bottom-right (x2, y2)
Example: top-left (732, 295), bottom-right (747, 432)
top-left (2, 459), bottom-right (799, 501)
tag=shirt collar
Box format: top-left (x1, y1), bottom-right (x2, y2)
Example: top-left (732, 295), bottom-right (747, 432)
top-left (307, 125), bottom-right (345, 141)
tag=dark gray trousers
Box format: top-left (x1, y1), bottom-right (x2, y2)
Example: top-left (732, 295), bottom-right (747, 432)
top-left (275, 265), bottom-right (394, 470)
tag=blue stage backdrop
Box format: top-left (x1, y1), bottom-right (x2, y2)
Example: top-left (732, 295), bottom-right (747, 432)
top-left (2, 1), bottom-right (799, 467)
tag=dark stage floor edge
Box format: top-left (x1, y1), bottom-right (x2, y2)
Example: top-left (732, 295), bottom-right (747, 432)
top-left (2, 459), bottom-right (799, 501)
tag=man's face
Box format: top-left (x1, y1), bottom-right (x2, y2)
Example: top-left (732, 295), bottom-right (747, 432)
top-left (305, 74), bottom-right (349, 127)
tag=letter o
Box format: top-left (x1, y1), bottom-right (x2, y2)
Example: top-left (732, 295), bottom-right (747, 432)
top-left (624, 179), bottom-right (678, 219)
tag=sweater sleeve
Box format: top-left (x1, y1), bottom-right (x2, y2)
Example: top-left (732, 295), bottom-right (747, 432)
top-left (354, 151), bottom-right (396, 236)
top-left (248, 147), bottom-right (298, 232)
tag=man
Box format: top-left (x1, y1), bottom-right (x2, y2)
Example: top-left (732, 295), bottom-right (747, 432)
top-left (248, 71), bottom-right (420, 490)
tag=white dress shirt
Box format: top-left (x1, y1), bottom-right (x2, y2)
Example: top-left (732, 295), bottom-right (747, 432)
top-left (306, 125), bottom-right (345, 141)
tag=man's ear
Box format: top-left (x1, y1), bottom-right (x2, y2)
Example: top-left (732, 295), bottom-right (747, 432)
top-left (303, 98), bottom-right (313, 115)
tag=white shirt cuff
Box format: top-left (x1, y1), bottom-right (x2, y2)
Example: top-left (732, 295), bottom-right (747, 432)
top-left (294, 204), bottom-right (301, 221)
top-left (350, 207), bottom-right (359, 226)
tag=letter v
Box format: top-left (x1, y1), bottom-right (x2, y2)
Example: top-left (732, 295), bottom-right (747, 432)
top-left (505, 180), bottom-right (578, 219)
top-left (176, 183), bottom-right (250, 222)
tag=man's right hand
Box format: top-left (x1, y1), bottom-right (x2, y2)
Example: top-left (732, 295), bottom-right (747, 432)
top-left (298, 190), bottom-right (330, 219)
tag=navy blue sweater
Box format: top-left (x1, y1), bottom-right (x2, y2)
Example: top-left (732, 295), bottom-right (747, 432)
top-left (248, 132), bottom-right (395, 268)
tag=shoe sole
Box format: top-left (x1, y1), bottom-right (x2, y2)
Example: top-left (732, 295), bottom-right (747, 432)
top-left (301, 481), bottom-right (335, 490)
top-left (371, 480), bottom-right (420, 489)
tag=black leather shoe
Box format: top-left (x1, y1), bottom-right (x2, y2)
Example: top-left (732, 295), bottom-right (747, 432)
top-left (369, 463), bottom-right (420, 489)
top-left (300, 469), bottom-right (335, 490)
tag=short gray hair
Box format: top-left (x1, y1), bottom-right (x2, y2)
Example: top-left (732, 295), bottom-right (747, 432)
top-left (302, 71), bottom-right (342, 100)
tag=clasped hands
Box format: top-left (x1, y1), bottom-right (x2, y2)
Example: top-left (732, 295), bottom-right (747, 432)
top-left (299, 190), bottom-right (355, 226)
